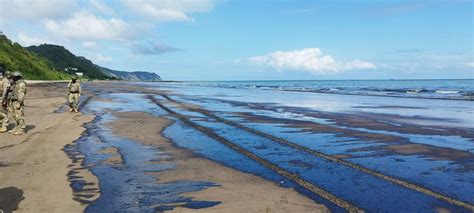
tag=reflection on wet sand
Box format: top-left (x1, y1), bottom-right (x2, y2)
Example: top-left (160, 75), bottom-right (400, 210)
top-left (61, 82), bottom-right (474, 212)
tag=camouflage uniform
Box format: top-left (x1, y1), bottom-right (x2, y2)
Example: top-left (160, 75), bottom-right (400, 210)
top-left (0, 74), bottom-right (10, 132)
top-left (0, 109), bottom-right (7, 132)
top-left (9, 74), bottom-right (27, 135)
top-left (68, 80), bottom-right (81, 112)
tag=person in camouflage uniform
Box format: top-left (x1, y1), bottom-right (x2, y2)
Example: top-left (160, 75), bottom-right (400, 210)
top-left (68, 77), bottom-right (81, 113)
top-left (0, 70), bottom-right (11, 133)
top-left (8, 72), bottom-right (27, 135)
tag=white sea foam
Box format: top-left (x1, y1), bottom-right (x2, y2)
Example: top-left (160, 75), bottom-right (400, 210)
top-left (435, 90), bottom-right (460, 94)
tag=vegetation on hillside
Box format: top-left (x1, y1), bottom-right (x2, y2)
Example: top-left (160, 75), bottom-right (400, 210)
top-left (0, 33), bottom-right (159, 81)
top-left (27, 44), bottom-right (112, 80)
top-left (0, 33), bottom-right (70, 80)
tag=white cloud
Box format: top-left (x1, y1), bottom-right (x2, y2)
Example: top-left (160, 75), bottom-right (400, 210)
top-left (96, 54), bottom-right (112, 63)
top-left (384, 53), bottom-right (474, 72)
top-left (90, 0), bottom-right (115, 15)
top-left (248, 48), bottom-right (376, 74)
top-left (17, 33), bottom-right (53, 46)
top-left (0, 0), bottom-right (78, 20)
top-left (130, 41), bottom-right (182, 55)
top-left (122, 0), bottom-right (215, 21)
top-left (83, 41), bottom-right (97, 49)
top-left (43, 11), bottom-right (136, 41)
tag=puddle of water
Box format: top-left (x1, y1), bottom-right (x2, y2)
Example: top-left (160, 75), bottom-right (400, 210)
top-left (182, 200), bottom-right (222, 209)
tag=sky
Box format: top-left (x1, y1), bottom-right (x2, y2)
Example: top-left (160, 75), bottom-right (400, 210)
top-left (0, 0), bottom-right (473, 80)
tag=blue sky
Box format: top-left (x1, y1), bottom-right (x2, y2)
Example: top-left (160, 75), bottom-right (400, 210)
top-left (0, 0), bottom-right (472, 80)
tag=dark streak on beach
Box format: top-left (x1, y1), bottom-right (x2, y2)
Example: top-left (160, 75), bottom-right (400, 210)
top-left (0, 187), bottom-right (24, 213)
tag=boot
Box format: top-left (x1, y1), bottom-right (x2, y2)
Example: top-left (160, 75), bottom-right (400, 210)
top-left (74, 108), bottom-right (79, 113)
top-left (13, 129), bottom-right (25, 135)
top-left (69, 108), bottom-right (74, 112)
top-left (18, 120), bottom-right (26, 130)
top-left (0, 126), bottom-right (7, 133)
top-left (8, 127), bottom-right (18, 134)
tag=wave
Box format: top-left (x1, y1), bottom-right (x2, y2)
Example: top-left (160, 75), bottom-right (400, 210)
top-left (169, 80), bottom-right (474, 101)
top-left (435, 90), bottom-right (460, 94)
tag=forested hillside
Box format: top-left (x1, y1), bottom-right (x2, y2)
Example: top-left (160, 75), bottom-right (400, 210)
top-left (0, 33), bottom-right (69, 80)
top-left (27, 44), bottom-right (111, 80)
top-left (0, 33), bottom-right (162, 81)
top-left (28, 44), bottom-right (162, 81)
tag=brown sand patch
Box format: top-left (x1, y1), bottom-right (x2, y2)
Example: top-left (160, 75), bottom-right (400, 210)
top-left (103, 155), bottom-right (123, 165)
top-left (94, 97), bottom-right (116, 103)
top-left (386, 144), bottom-right (472, 161)
top-left (98, 147), bottom-right (124, 166)
top-left (333, 154), bottom-right (352, 159)
top-left (98, 147), bottom-right (118, 154)
top-left (435, 206), bottom-right (453, 213)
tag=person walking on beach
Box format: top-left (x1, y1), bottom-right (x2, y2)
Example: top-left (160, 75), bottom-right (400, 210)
top-left (0, 69), bottom-right (11, 133)
top-left (8, 72), bottom-right (27, 135)
top-left (68, 77), bottom-right (81, 113)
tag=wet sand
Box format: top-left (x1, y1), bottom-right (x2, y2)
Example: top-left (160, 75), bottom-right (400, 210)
top-left (0, 82), bottom-right (328, 212)
top-left (147, 84), bottom-right (474, 211)
top-left (107, 111), bottom-right (328, 212)
top-left (2, 81), bottom-right (472, 212)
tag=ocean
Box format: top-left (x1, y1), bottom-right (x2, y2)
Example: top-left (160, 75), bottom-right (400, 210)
top-left (166, 79), bottom-right (474, 101)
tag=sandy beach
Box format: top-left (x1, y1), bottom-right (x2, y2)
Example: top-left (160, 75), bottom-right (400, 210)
top-left (0, 83), bottom-right (96, 213)
top-left (1, 81), bottom-right (473, 212)
top-left (0, 82), bottom-right (328, 212)
top-left (2, 1), bottom-right (472, 212)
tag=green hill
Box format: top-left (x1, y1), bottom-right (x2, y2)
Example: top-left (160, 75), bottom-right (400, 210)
top-left (0, 33), bottom-right (160, 81)
top-left (0, 33), bottom-right (70, 80)
top-left (27, 44), bottom-right (112, 80)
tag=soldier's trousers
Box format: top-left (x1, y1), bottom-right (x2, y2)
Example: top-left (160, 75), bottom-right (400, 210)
top-left (68, 93), bottom-right (80, 109)
top-left (0, 109), bottom-right (8, 128)
top-left (12, 101), bottom-right (25, 129)
top-left (7, 100), bottom-right (13, 112)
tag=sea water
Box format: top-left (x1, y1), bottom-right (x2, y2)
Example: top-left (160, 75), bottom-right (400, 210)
top-left (160, 79), bottom-right (474, 100)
